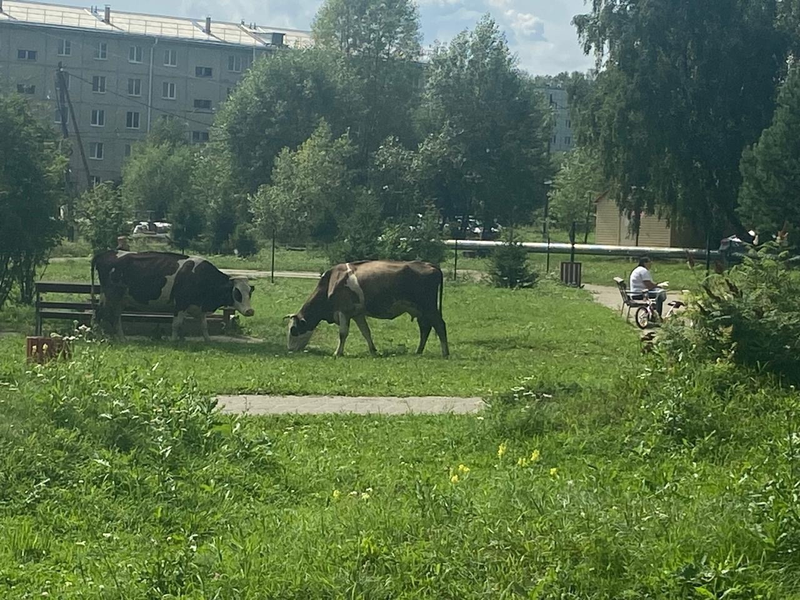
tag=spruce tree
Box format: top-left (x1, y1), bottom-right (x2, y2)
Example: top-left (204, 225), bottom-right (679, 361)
top-left (738, 64), bottom-right (800, 239)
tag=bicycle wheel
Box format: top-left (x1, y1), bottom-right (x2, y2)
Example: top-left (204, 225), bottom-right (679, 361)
top-left (635, 306), bottom-right (650, 329)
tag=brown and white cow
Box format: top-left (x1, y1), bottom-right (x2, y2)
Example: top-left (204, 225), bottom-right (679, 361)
top-left (288, 260), bottom-right (449, 357)
top-left (92, 250), bottom-right (255, 342)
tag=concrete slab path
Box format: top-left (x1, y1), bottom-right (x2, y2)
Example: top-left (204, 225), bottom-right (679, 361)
top-left (216, 394), bottom-right (486, 416)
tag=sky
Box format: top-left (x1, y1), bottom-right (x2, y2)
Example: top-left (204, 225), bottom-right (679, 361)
top-left (43, 0), bottom-right (595, 75)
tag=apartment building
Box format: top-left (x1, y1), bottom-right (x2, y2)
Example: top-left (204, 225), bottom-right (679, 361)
top-left (0, 0), bottom-right (311, 187)
top-left (537, 86), bottom-right (574, 153)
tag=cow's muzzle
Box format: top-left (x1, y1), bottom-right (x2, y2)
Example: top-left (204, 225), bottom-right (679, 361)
top-left (244, 308), bottom-right (255, 317)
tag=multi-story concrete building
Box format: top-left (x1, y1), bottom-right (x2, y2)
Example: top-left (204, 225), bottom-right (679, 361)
top-left (537, 86), bottom-right (574, 153)
top-left (0, 0), bottom-right (311, 187)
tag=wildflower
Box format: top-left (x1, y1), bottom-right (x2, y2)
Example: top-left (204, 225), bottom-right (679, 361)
top-left (42, 343), bottom-right (49, 353)
top-left (332, 490), bottom-right (341, 499)
top-left (458, 464), bottom-right (470, 474)
top-left (530, 449), bottom-right (540, 462)
top-left (360, 492), bottom-right (371, 500)
top-left (450, 474), bottom-right (460, 484)
top-left (549, 467), bottom-right (558, 477)
top-left (517, 457), bottom-right (529, 468)
top-left (497, 442), bottom-right (508, 458)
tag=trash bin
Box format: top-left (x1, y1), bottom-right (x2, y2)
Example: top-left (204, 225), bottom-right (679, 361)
top-left (560, 261), bottom-right (582, 287)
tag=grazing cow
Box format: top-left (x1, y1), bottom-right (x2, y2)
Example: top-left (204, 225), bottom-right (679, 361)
top-left (92, 251), bottom-right (255, 341)
top-left (288, 260), bottom-right (449, 357)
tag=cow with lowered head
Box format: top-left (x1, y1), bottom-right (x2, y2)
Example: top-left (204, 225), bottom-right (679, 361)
top-left (92, 250), bottom-right (255, 341)
top-left (288, 260), bottom-right (449, 357)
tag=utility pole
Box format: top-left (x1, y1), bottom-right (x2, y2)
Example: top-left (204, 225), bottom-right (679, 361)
top-left (57, 66), bottom-right (92, 191)
top-left (55, 63), bottom-right (75, 240)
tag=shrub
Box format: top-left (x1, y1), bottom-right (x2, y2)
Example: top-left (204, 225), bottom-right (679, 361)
top-left (78, 182), bottom-right (129, 254)
top-left (381, 208), bottom-right (447, 265)
top-left (489, 236), bottom-right (537, 288)
top-left (660, 242), bottom-right (800, 383)
top-left (326, 192), bottom-right (383, 264)
top-left (231, 224), bottom-right (261, 258)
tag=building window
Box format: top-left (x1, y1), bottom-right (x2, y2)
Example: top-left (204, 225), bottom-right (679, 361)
top-left (195, 66), bottom-right (213, 78)
top-left (91, 109), bottom-right (106, 127)
top-left (17, 49), bottom-right (37, 61)
top-left (162, 81), bottom-right (176, 100)
top-left (192, 131), bottom-right (210, 144)
top-left (89, 142), bottom-right (104, 160)
top-left (128, 78), bottom-right (142, 96)
top-left (193, 99), bottom-right (212, 111)
top-left (126, 111), bottom-right (141, 129)
top-left (95, 42), bottom-right (108, 60)
top-left (164, 49), bottom-right (177, 67)
top-left (16, 84), bottom-right (35, 95)
top-left (566, 119), bottom-right (571, 128)
top-left (564, 136), bottom-right (572, 145)
top-left (129, 45), bottom-right (143, 63)
top-left (54, 108), bottom-right (69, 124)
top-left (58, 39), bottom-right (71, 56)
top-left (90, 176), bottom-right (102, 187)
top-left (227, 55), bottom-right (242, 73)
top-left (92, 75), bottom-right (107, 93)
top-left (124, 144), bottom-right (132, 157)
top-left (551, 135), bottom-right (557, 144)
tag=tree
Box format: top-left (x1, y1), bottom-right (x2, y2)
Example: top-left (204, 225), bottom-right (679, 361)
top-left (253, 121), bottom-right (357, 245)
top-left (122, 124), bottom-right (195, 221)
top-left (312, 0), bottom-right (424, 162)
top-left (215, 49), bottom-right (357, 194)
top-left (78, 182), bottom-right (129, 254)
top-left (0, 94), bottom-right (66, 307)
top-left (573, 0), bottom-right (789, 239)
top-left (738, 63), bottom-right (800, 240)
top-left (420, 16), bottom-right (552, 230)
top-left (548, 147), bottom-right (606, 242)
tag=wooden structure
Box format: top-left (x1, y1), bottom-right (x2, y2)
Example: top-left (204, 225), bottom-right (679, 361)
top-left (34, 281), bottom-right (235, 337)
top-left (595, 195), bottom-right (705, 248)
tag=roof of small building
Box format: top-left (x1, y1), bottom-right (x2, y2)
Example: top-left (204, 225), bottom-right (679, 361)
top-left (0, 0), bottom-right (313, 48)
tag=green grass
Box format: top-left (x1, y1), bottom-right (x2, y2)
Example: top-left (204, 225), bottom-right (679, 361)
top-left (6, 280), bottom-right (636, 396)
top-left (0, 283), bottom-right (798, 598)
top-left (41, 247), bottom-right (706, 293)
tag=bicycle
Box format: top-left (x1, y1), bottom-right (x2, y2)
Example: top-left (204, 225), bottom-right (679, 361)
top-left (634, 283), bottom-right (686, 329)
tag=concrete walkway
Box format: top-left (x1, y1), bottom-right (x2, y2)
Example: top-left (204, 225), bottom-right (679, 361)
top-left (216, 394), bottom-right (486, 415)
top-left (584, 284), bottom-right (624, 312)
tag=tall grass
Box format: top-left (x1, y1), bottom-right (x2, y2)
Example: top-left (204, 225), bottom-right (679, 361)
top-left (1, 290), bottom-right (798, 597)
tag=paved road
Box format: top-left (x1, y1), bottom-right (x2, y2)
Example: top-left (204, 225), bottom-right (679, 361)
top-left (217, 394), bottom-right (486, 415)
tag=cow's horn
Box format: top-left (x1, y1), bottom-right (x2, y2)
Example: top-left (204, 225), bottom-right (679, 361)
top-left (283, 314), bottom-right (294, 320)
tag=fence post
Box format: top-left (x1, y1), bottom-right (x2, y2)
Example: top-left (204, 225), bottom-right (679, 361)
top-left (705, 231), bottom-right (711, 276)
top-left (453, 238), bottom-right (458, 280)
top-left (546, 236), bottom-right (551, 274)
top-left (271, 227), bottom-right (276, 284)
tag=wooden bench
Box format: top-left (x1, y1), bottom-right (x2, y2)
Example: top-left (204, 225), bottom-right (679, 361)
top-left (35, 281), bottom-right (235, 337)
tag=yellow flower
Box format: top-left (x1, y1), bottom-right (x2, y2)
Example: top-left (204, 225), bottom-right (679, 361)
top-left (549, 467), bottom-right (558, 477)
top-left (517, 457), bottom-right (529, 468)
top-left (458, 464), bottom-right (470, 474)
top-left (530, 449), bottom-right (540, 462)
top-left (332, 490), bottom-right (341, 499)
top-left (497, 443), bottom-right (508, 458)
top-left (450, 474), bottom-right (460, 484)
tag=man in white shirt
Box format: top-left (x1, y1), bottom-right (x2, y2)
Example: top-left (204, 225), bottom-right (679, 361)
top-left (629, 256), bottom-right (667, 317)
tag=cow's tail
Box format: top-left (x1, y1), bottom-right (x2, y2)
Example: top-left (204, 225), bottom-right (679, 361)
top-left (437, 267), bottom-right (444, 318)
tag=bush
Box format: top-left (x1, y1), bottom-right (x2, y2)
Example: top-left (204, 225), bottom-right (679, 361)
top-left (489, 237), bottom-right (537, 288)
top-left (231, 224), bottom-right (261, 258)
top-left (660, 242), bottom-right (800, 383)
top-left (325, 192), bottom-right (383, 264)
top-left (381, 208), bottom-right (447, 265)
top-left (78, 182), bottom-right (129, 254)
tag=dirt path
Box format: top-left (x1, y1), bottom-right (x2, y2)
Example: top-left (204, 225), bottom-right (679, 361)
top-left (216, 394), bottom-right (486, 415)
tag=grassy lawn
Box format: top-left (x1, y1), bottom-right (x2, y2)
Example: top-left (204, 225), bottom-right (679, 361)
top-left (2, 280), bottom-right (636, 396)
top-left (1, 276), bottom-right (797, 597)
top-left (41, 247), bottom-right (706, 292)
